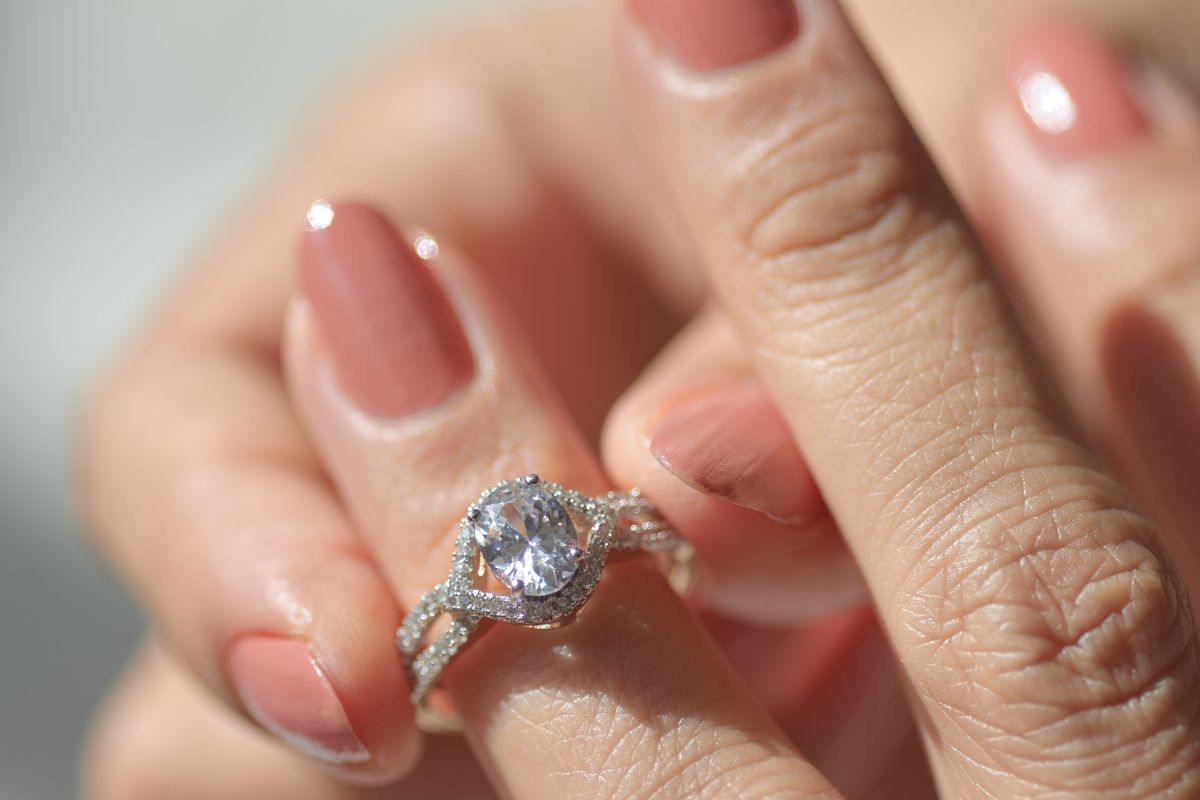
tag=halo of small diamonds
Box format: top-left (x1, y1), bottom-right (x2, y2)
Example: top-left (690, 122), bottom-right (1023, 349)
top-left (444, 478), bottom-right (612, 622)
top-left (396, 477), bottom-right (688, 728)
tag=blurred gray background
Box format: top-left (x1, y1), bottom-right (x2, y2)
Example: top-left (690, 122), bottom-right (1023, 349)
top-left (0, 2), bottom-right (470, 796)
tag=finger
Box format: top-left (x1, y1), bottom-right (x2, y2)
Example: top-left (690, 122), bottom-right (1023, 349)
top-left (81, 286), bottom-right (418, 778)
top-left (304, 2), bottom-right (699, 441)
top-left (602, 307), bottom-right (866, 624)
top-left (615, 1), bottom-right (1200, 796)
top-left (977, 19), bottom-right (1200, 593)
top-left (604, 306), bottom-right (933, 791)
top-left (600, 309), bottom-right (930, 794)
top-left (81, 5), bottom-right (702, 780)
top-left (81, 4), bottom-right (714, 781)
top-left (82, 642), bottom-right (494, 800)
top-left (285, 201), bottom-right (841, 799)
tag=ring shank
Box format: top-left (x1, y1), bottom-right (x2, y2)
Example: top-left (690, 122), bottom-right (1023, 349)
top-left (395, 487), bottom-right (689, 732)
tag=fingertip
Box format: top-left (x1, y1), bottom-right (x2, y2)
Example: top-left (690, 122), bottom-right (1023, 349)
top-left (601, 316), bottom-right (864, 624)
top-left (649, 382), bottom-right (819, 524)
top-left (602, 313), bottom-right (821, 526)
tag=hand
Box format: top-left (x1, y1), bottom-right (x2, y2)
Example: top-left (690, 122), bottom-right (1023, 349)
top-left (78, 1), bottom-right (1200, 798)
top-left (80, 4), bottom-right (879, 796)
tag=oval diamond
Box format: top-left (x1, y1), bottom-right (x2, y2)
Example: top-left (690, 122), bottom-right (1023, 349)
top-left (471, 483), bottom-right (581, 597)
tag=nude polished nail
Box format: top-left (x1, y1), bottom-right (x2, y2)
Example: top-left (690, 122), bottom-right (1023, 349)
top-left (1004, 20), bottom-right (1147, 157)
top-left (298, 200), bottom-right (474, 418)
top-left (650, 383), bottom-right (818, 523)
top-left (228, 636), bottom-right (368, 765)
top-left (630, 0), bottom-right (800, 72)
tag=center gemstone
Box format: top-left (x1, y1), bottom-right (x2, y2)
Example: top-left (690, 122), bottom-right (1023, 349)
top-left (471, 482), bottom-right (581, 597)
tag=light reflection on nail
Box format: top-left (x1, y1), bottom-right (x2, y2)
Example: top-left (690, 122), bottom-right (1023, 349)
top-left (414, 233), bottom-right (439, 261)
top-left (305, 199), bottom-right (335, 231)
top-left (1018, 69), bottom-right (1077, 134)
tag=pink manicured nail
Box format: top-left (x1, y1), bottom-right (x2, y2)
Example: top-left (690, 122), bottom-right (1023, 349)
top-left (1003, 20), bottom-right (1147, 157)
top-left (630, 0), bottom-right (799, 72)
top-left (650, 383), bottom-right (818, 523)
top-left (228, 636), bottom-right (368, 765)
top-left (298, 201), bottom-right (474, 418)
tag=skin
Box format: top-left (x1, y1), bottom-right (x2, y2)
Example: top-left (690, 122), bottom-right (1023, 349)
top-left (78, 0), bottom-right (1200, 797)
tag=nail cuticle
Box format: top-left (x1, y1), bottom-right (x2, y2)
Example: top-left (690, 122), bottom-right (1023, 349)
top-left (630, 0), bottom-right (800, 73)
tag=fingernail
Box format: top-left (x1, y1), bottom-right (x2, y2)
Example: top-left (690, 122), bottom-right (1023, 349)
top-left (650, 383), bottom-right (817, 523)
top-left (629, 0), bottom-right (800, 72)
top-left (298, 200), bottom-right (474, 418)
top-left (1003, 20), bottom-right (1147, 158)
top-left (228, 636), bottom-right (369, 765)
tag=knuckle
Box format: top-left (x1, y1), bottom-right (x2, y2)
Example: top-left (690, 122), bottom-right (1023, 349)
top-left (76, 352), bottom-right (144, 542)
top-left (81, 677), bottom-right (173, 800)
top-left (83, 753), bottom-right (166, 800)
top-left (79, 357), bottom-right (123, 465)
top-left (734, 104), bottom-right (916, 259)
top-left (1141, 255), bottom-right (1200, 317)
top-left (77, 341), bottom-right (190, 552)
top-left (714, 84), bottom-right (964, 316)
top-left (326, 37), bottom-right (538, 222)
top-left (706, 100), bottom-right (982, 381)
top-left (898, 470), bottom-right (1200, 788)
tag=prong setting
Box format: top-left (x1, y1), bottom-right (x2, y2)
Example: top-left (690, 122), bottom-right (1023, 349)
top-left (397, 477), bottom-right (685, 727)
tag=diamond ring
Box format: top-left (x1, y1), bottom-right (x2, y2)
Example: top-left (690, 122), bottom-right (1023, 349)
top-left (396, 474), bottom-right (692, 731)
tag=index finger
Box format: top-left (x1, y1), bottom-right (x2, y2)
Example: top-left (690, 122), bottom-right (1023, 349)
top-left (284, 201), bottom-right (842, 799)
top-left (614, 0), bottom-right (1200, 795)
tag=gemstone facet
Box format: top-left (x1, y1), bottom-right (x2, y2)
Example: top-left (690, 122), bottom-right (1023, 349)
top-left (471, 483), bottom-right (581, 597)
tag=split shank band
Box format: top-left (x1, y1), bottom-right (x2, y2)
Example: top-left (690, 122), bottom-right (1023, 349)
top-left (395, 474), bottom-right (690, 731)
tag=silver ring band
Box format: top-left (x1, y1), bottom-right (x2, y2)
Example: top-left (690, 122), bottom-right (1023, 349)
top-left (395, 475), bottom-right (691, 731)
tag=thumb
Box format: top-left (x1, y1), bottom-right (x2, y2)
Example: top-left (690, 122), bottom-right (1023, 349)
top-left (613, 1), bottom-right (1200, 797)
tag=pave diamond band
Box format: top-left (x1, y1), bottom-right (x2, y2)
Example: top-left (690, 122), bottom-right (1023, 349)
top-left (396, 475), bottom-right (691, 731)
